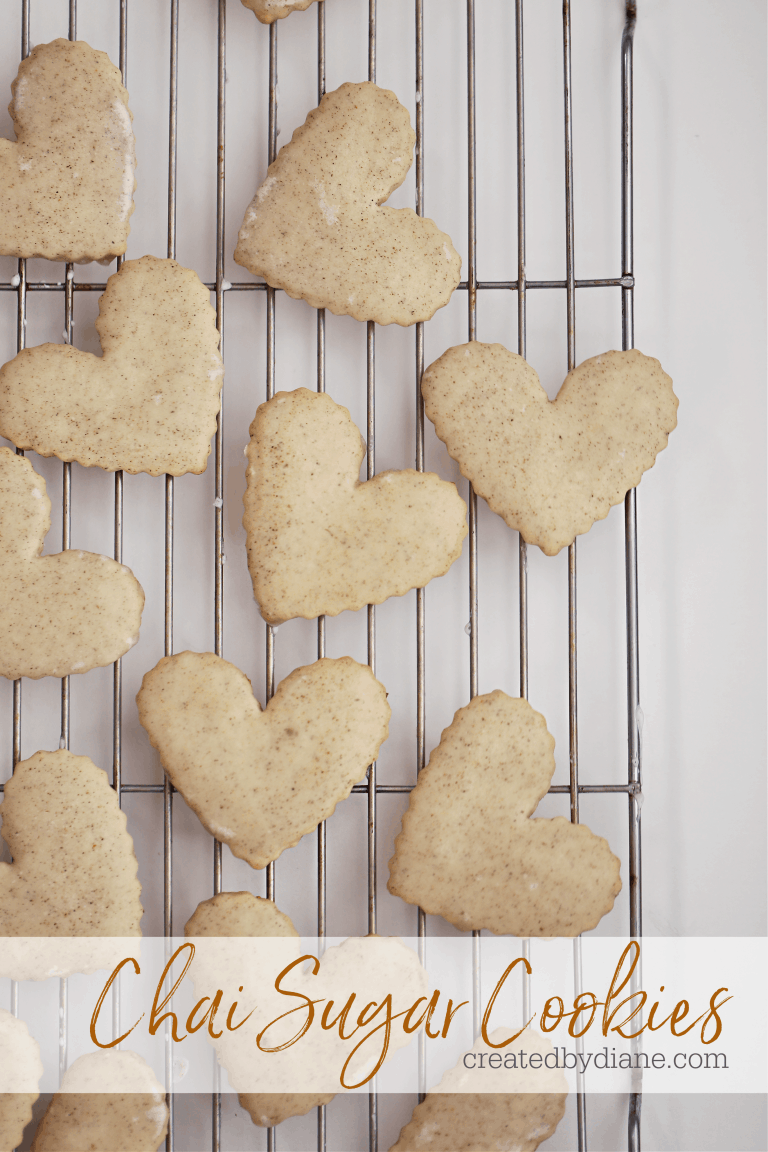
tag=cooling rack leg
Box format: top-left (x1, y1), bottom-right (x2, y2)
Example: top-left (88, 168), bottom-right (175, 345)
top-left (11, 0), bottom-right (26, 785)
top-left (316, 29), bottom-right (327, 1152)
top-left (164, 1), bottom-right (180, 1146)
top-left (413, 0), bottom-right (429, 1105)
top-left (622, 4), bottom-right (642, 1149)
top-left (210, 0), bottom-right (227, 1147)
top-left (111, 0), bottom-right (128, 1053)
top-left (365, 7), bottom-right (380, 1148)
top-left (263, 20), bottom-right (279, 1152)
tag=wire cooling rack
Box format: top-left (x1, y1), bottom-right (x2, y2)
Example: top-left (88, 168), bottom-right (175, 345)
top-left (1, 1), bottom-right (645, 1149)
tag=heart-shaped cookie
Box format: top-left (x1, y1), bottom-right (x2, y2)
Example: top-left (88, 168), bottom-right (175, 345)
top-left (244, 388), bottom-right (467, 625)
top-left (0, 39), bottom-right (135, 264)
top-left (0, 256), bottom-right (224, 476)
top-left (0, 750), bottom-right (142, 956)
top-left (389, 1028), bottom-right (566, 1152)
top-left (186, 891), bottom-right (427, 1126)
top-left (0, 1010), bottom-right (43, 1152)
top-left (388, 691), bottom-right (621, 936)
top-left (186, 892), bottom-right (332, 1127)
top-left (234, 82), bottom-right (462, 325)
top-left (241, 0), bottom-right (320, 21)
top-left (0, 449), bottom-right (144, 680)
top-left (30, 1051), bottom-right (168, 1152)
top-left (421, 343), bottom-right (678, 555)
top-left (137, 652), bottom-right (390, 869)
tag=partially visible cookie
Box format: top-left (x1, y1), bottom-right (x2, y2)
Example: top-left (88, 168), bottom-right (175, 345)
top-left (137, 652), bottom-right (390, 869)
top-left (185, 891), bottom-right (298, 939)
top-left (186, 892), bottom-right (333, 1128)
top-left (241, 0), bottom-right (320, 21)
top-left (244, 388), bottom-right (467, 624)
top-left (389, 1028), bottom-right (567, 1151)
top-left (422, 343), bottom-right (678, 555)
top-left (0, 1010), bottom-right (42, 1152)
top-left (30, 1051), bottom-right (167, 1152)
top-left (0, 750), bottom-right (142, 946)
top-left (388, 691), bottom-right (622, 936)
top-left (0, 256), bottom-right (224, 476)
top-left (234, 82), bottom-right (461, 325)
top-left (0, 40), bottom-right (136, 263)
top-left (186, 892), bottom-right (427, 1126)
top-left (0, 449), bottom-right (144, 680)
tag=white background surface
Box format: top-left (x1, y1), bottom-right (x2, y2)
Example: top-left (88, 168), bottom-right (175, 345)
top-left (0, 0), bottom-right (765, 1148)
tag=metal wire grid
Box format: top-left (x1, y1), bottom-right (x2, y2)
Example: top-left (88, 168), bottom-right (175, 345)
top-left (0, 1), bottom-right (644, 1149)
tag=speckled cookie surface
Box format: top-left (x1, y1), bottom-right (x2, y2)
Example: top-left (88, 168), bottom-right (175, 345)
top-left (0, 449), bottom-right (144, 680)
top-left (244, 388), bottom-right (467, 625)
top-left (186, 892), bottom-right (333, 1128)
top-left (0, 750), bottom-right (142, 938)
top-left (241, 0), bottom-right (319, 21)
top-left (137, 652), bottom-right (390, 869)
top-left (234, 82), bottom-right (461, 325)
top-left (0, 1010), bottom-right (42, 1152)
top-left (388, 691), bottom-right (621, 936)
top-left (30, 1051), bottom-right (168, 1152)
top-left (0, 257), bottom-right (223, 475)
top-left (389, 1029), bottom-right (567, 1152)
top-left (0, 39), bottom-right (135, 263)
top-left (422, 344), bottom-right (678, 555)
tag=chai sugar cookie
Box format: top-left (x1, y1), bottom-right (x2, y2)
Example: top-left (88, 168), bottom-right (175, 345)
top-left (234, 82), bottom-right (461, 325)
top-left (0, 449), bottom-right (144, 680)
top-left (0, 750), bottom-right (142, 946)
top-left (187, 892), bottom-right (334, 1128)
top-left (244, 388), bottom-right (467, 625)
top-left (0, 257), bottom-right (224, 476)
top-left (0, 40), bottom-right (135, 263)
top-left (421, 344), bottom-right (678, 555)
top-left (186, 891), bottom-right (427, 1124)
top-left (388, 691), bottom-right (621, 936)
top-left (137, 652), bottom-right (390, 869)
top-left (389, 1029), bottom-right (566, 1152)
top-left (0, 1010), bottom-right (43, 1152)
top-left (185, 890), bottom-right (298, 939)
top-left (241, 0), bottom-right (320, 21)
top-left (30, 1051), bottom-right (168, 1152)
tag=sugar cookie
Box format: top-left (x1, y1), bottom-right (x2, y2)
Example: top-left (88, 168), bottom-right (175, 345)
top-left (186, 892), bottom-right (333, 1127)
top-left (0, 449), bottom-right (144, 680)
top-left (241, 0), bottom-right (320, 21)
top-left (30, 1052), bottom-right (167, 1152)
top-left (0, 1010), bottom-right (42, 1152)
top-left (138, 652), bottom-right (390, 869)
top-left (422, 344), bottom-right (677, 555)
top-left (389, 1028), bottom-right (566, 1151)
top-left (235, 82), bottom-right (461, 325)
top-left (0, 257), bottom-right (223, 476)
top-left (186, 892), bottom-right (427, 1124)
top-left (0, 40), bottom-right (135, 263)
top-left (0, 750), bottom-right (142, 947)
top-left (388, 691), bottom-right (621, 936)
top-left (244, 388), bottom-right (467, 625)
